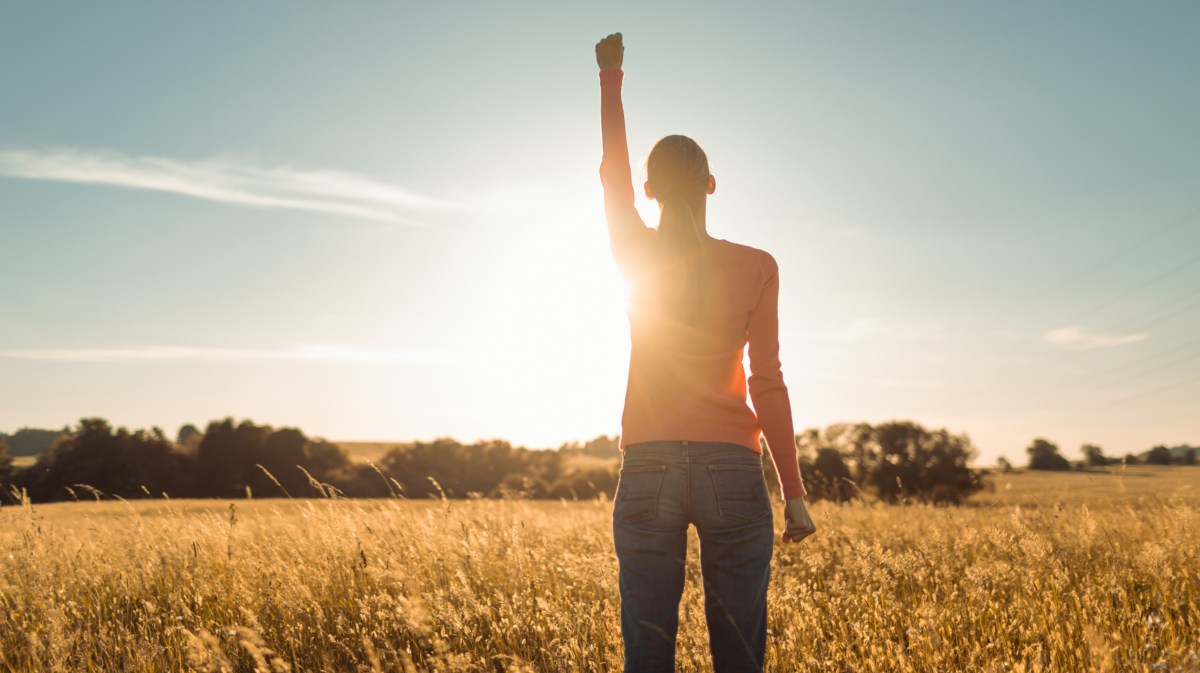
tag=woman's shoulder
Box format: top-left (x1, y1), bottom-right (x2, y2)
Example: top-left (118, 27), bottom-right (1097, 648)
top-left (710, 238), bottom-right (778, 272)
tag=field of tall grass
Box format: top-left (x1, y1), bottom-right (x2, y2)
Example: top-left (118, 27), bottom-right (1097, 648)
top-left (1, 466), bottom-right (1197, 672)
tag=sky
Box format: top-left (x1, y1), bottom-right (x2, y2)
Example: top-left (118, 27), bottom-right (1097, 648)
top-left (2, 2), bottom-right (1198, 465)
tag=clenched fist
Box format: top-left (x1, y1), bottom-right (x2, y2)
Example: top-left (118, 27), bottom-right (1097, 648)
top-left (595, 32), bottom-right (623, 70)
top-left (782, 497), bottom-right (817, 543)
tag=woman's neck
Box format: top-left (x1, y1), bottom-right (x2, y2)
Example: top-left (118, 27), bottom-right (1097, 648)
top-left (693, 199), bottom-right (712, 239)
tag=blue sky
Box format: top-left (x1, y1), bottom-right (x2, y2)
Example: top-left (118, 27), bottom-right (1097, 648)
top-left (2, 2), bottom-right (1198, 463)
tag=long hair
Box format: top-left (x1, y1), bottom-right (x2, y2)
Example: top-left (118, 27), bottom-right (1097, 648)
top-left (645, 135), bottom-right (711, 325)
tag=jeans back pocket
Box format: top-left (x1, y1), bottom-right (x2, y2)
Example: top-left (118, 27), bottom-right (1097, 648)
top-left (614, 464), bottom-right (667, 524)
top-left (708, 464), bottom-right (771, 524)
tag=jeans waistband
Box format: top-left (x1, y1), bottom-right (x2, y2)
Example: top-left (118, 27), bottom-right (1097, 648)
top-left (623, 440), bottom-right (758, 457)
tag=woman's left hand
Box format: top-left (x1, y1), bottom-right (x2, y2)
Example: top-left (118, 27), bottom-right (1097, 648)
top-left (595, 32), bottom-right (623, 70)
top-left (782, 497), bottom-right (817, 543)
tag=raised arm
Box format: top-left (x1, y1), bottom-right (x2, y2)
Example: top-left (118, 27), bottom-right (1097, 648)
top-left (596, 33), bottom-right (650, 275)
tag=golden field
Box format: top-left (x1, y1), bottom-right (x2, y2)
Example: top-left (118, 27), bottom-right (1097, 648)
top-left (1, 466), bottom-right (1197, 672)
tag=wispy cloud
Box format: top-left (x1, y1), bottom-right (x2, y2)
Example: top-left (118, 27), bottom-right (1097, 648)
top-left (1045, 326), bottom-right (1149, 350)
top-left (0, 344), bottom-right (437, 364)
top-left (0, 147), bottom-right (440, 223)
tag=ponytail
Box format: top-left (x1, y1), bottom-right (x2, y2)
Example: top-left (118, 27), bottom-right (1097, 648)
top-left (655, 192), bottom-right (707, 324)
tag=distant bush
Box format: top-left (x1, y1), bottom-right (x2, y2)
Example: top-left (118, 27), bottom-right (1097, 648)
top-left (1082, 444), bottom-right (1107, 467)
top-left (374, 437), bottom-right (619, 501)
top-left (1027, 438), bottom-right (1070, 471)
top-left (1145, 445), bottom-right (1173, 466)
top-left (0, 427), bottom-right (67, 457)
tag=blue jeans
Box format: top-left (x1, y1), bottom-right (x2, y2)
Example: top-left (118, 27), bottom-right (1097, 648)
top-left (613, 440), bottom-right (775, 673)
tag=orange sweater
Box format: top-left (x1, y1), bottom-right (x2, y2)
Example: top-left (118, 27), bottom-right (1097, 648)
top-left (599, 68), bottom-right (806, 499)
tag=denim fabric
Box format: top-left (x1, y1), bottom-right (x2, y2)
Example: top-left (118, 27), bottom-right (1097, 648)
top-left (613, 440), bottom-right (775, 673)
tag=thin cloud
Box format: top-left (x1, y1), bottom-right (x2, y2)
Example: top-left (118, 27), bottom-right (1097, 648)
top-left (1045, 326), bottom-right (1149, 350)
top-left (0, 147), bottom-right (441, 223)
top-left (0, 344), bottom-right (437, 364)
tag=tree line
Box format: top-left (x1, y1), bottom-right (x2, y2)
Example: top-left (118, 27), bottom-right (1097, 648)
top-left (0, 419), bottom-right (625, 504)
top-left (1, 418), bottom-right (1192, 506)
top-left (1016, 437), bottom-right (1196, 472)
top-left (772, 421), bottom-right (983, 505)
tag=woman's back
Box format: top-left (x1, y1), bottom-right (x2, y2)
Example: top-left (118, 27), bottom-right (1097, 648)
top-left (621, 237), bottom-right (779, 453)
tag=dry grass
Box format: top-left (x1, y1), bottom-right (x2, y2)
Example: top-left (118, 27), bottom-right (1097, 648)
top-left (1, 467), bottom-right (1197, 672)
top-left (981, 464), bottom-right (1199, 507)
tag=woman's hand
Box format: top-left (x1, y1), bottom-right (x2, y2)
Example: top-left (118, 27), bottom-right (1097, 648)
top-left (595, 32), bottom-right (623, 70)
top-left (782, 497), bottom-right (817, 543)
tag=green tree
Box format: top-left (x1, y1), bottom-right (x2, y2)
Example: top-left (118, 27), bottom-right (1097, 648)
top-left (1082, 444), bottom-right (1107, 467)
top-left (809, 447), bottom-right (855, 503)
top-left (195, 419), bottom-right (356, 498)
top-left (23, 418), bottom-right (192, 501)
top-left (558, 435), bottom-right (620, 458)
top-left (866, 421), bottom-right (982, 505)
top-left (1026, 438), bottom-right (1070, 471)
top-left (825, 422), bottom-right (877, 484)
top-left (0, 436), bottom-right (12, 482)
top-left (176, 424), bottom-right (203, 451)
top-left (1145, 445), bottom-right (1173, 465)
top-left (794, 422), bottom-right (983, 504)
top-left (195, 419), bottom-right (271, 497)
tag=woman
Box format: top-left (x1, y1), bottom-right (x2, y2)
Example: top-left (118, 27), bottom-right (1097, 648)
top-left (596, 33), bottom-right (816, 673)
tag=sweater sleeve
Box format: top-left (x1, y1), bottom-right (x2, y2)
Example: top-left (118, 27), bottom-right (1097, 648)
top-left (746, 252), bottom-right (807, 499)
top-left (599, 68), bottom-right (651, 276)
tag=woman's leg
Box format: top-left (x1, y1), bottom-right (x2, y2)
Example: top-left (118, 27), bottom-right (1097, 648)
top-left (692, 445), bottom-right (775, 673)
top-left (613, 448), bottom-right (689, 673)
